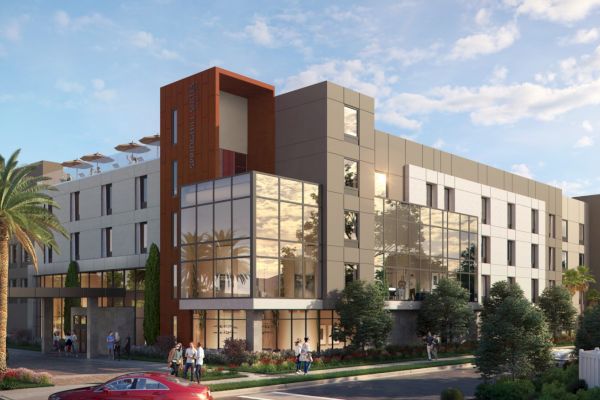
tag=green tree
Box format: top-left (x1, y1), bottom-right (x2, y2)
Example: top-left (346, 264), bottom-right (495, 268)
top-left (63, 261), bottom-right (81, 334)
top-left (476, 281), bottom-right (552, 380)
top-left (417, 278), bottom-right (474, 344)
top-left (575, 304), bottom-right (600, 350)
top-left (143, 243), bottom-right (160, 345)
top-left (563, 265), bottom-right (596, 313)
top-left (0, 150), bottom-right (67, 372)
top-left (538, 285), bottom-right (577, 340)
top-left (332, 280), bottom-right (392, 350)
top-left (586, 288), bottom-right (600, 308)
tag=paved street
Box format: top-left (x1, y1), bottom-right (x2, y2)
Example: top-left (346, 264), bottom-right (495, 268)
top-left (220, 367), bottom-right (481, 400)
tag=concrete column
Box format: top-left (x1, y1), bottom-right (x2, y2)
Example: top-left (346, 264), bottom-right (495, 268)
top-left (245, 310), bottom-right (263, 352)
top-left (40, 298), bottom-right (53, 354)
top-left (86, 298), bottom-right (97, 360)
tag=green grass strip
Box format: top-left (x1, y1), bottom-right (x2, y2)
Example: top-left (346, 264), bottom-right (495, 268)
top-left (209, 357), bottom-right (474, 392)
top-left (0, 381), bottom-right (54, 390)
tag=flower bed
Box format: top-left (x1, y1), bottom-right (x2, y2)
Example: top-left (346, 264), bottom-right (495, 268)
top-left (0, 368), bottom-right (53, 390)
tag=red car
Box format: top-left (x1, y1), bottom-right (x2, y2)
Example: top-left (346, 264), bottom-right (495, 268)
top-left (48, 372), bottom-right (213, 400)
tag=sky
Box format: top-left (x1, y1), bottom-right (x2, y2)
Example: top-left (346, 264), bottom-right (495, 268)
top-left (2, 0), bottom-right (600, 196)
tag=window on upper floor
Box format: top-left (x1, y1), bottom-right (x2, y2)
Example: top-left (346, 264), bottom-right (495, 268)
top-left (135, 175), bottom-right (148, 209)
top-left (344, 106), bottom-right (358, 138)
top-left (70, 191), bottom-right (80, 221)
top-left (102, 227), bottom-right (112, 257)
top-left (345, 263), bottom-right (359, 285)
top-left (507, 240), bottom-right (515, 266)
top-left (374, 172), bottom-right (387, 198)
top-left (482, 275), bottom-right (491, 301)
top-left (549, 214), bottom-right (556, 238)
top-left (481, 236), bottom-right (490, 264)
top-left (579, 223), bottom-right (585, 245)
top-left (444, 187), bottom-right (453, 211)
top-left (531, 209), bottom-right (539, 234)
top-left (508, 276), bottom-right (516, 285)
top-left (172, 212), bottom-right (178, 248)
top-left (344, 159), bottom-right (358, 191)
top-left (172, 161), bottom-right (178, 197)
top-left (137, 222), bottom-right (148, 254)
top-left (579, 253), bottom-right (585, 266)
top-left (548, 280), bottom-right (556, 288)
top-left (172, 264), bottom-right (178, 299)
top-left (9, 244), bottom-right (16, 264)
top-left (172, 109), bottom-right (178, 144)
top-left (426, 183), bottom-right (435, 208)
top-left (481, 197), bottom-right (490, 225)
top-left (47, 245), bottom-right (53, 264)
top-left (507, 203), bottom-right (515, 229)
top-left (22, 249), bottom-right (30, 264)
top-left (344, 210), bottom-right (359, 243)
top-left (531, 244), bottom-right (538, 268)
top-left (562, 219), bottom-right (568, 241)
top-left (101, 184), bottom-right (112, 216)
top-left (71, 232), bottom-right (80, 261)
top-left (561, 250), bottom-right (567, 271)
top-left (531, 278), bottom-right (539, 303)
top-left (548, 247), bottom-right (556, 271)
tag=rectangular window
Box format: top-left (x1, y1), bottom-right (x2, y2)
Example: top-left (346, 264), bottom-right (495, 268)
top-left (70, 191), bottom-right (80, 221)
top-left (549, 280), bottom-right (556, 288)
top-left (561, 250), bottom-right (567, 270)
top-left (482, 275), bottom-right (491, 300)
top-left (138, 222), bottom-right (148, 254)
top-left (374, 172), bottom-right (387, 198)
top-left (344, 210), bottom-right (359, 242)
top-left (172, 315), bottom-right (178, 339)
top-left (562, 220), bottom-right (568, 241)
top-left (344, 159), bottom-right (358, 191)
top-left (71, 232), bottom-right (80, 261)
top-left (172, 161), bottom-right (178, 197)
top-left (22, 249), bottom-right (30, 263)
top-left (549, 214), bottom-right (556, 238)
top-left (138, 175), bottom-right (148, 209)
top-left (444, 187), bottom-right (453, 211)
top-left (172, 265), bottom-right (178, 299)
top-left (426, 183), bottom-right (435, 207)
top-left (507, 240), bottom-right (515, 266)
top-left (548, 248), bottom-right (556, 270)
top-left (345, 264), bottom-right (358, 285)
top-left (579, 223), bottom-right (585, 245)
top-left (344, 106), bottom-right (358, 138)
top-left (531, 209), bottom-right (538, 234)
top-left (531, 244), bottom-right (538, 268)
top-left (579, 253), bottom-right (585, 266)
top-left (172, 212), bottom-right (178, 248)
top-left (481, 197), bottom-right (490, 225)
top-left (481, 236), bottom-right (490, 263)
top-left (101, 184), bottom-right (112, 216)
top-left (9, 245), bottom-right (16, 264)
top-left (508, 276), bottom-right (515, 285)
top-left (103, 227), bottom-right (112, 257)
top-left (47, 245), bottom-right (53, 264)
top-left (507, 203), bottom-right (515, 229)
top-left (172, 109), bottom-right (178, 144)
top-left (531, 279), bottom-right (539, 303)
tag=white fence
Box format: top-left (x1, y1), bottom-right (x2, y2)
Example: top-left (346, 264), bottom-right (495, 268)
top-left (579, 348), bottom-right (600, 388)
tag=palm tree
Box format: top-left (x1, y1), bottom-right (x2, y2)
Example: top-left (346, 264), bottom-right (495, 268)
top-left (0, 150), bottom-right (67, 372)
top-left (563, 265), bottom-right (596, 313)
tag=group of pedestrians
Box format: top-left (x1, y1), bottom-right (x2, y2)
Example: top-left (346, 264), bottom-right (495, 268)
top-left (424, 331), bottom-right (440, 361)
top-left (52, 330), bottom-right (79, 357)
top-left (106, 331), bottom-right (131, 360)
top-left (293, 337), bottom-right (312, 375)
top-left (168, 341), bottom-right (205, 383)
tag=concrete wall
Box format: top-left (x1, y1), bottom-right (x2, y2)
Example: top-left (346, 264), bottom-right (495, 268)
top-left (87, 305), bottom-right (135, 358)
top-left (219, 91), bottom-right (248, 154)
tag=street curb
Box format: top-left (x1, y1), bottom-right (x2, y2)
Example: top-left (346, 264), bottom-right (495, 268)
top-left (212, 362), bottom-right (475, 398)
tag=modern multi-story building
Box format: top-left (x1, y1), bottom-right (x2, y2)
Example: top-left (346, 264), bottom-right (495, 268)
top-left (8, 67), bottom-right (593, 354)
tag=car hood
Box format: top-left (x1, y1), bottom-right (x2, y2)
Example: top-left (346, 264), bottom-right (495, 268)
top-left (51, 386), bottom-right (96, 396)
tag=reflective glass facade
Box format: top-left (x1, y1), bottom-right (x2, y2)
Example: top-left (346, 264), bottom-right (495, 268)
top-left (179, 172), bottom-right (321, 300)
top-left (374, 198), bottom-right (478, 301)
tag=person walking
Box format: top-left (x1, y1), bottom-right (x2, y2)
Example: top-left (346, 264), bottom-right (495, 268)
top-left (124, 336), bottom-right (131, 360)
top-left (53, 330), bottom-right (60, 353)
top-left (183, 342), bottom-right (196, 381)
top-left (114, 331), bottom-right (121, 361)
top-left (424, 331), bottom-right (435, 361)
top-left (106, 331), bottom-right (115, 360)
top-left (64, 332), bottom-right (72, 355)
top-left (194, 342), bottom-right (205, 383)
top-left (167, 343), bottom-right (183, 377)
top-left (71, 332), bottom-right (78, 357)
top-left (294, 338), bottom-right (303, 374)
top-left (300, 337), bottom-right (312, 375)
top-left (431, 335), bottom-right (439, 360)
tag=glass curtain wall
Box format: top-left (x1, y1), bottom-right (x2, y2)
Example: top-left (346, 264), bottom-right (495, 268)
top-left (374, 198), bottom-right (478, 301)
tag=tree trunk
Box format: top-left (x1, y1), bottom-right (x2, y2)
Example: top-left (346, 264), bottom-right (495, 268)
top-left (0, 228), bottom-right (9, 373)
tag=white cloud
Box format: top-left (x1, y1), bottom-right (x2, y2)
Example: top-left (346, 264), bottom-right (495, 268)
top-left (53, 10), bottom-right (110, 30)
top-left (2, 16), bottom-right (28, 41)
top-left (505, 0), bottom-right (600, 23)
top-left (432, 138), bottom-right (446, 149)
top-left (92, 79), bottom-right (105, 91)
top-left (559, 45), bottom-right (600, 84)
top-left (565, 28), bottom-right (599, 44)
top-left (511, 163), bottom-right (533, 178)
top-left (475, 9), bottom-right (491, 26)
top-left (491, 66), bottom-right (508, 83)
top-left (583, 120), bottom-right (594, 132)
top-left (574, 135), bottom-right (594, 147)
top-left (244, 17), bottom-right (274, 47)
top-left (450, 23), bottom-right (519, 60)
top-left (130, 31), bottom-right (155, 48)
top-left (54, 11), bottom-right (70, 28)
top-left (55, 79), bottom-right (84, 93)
top-left (549, 178), bottom-right (592, 196)
top-left (91, 79), bottom-right (116, 101)
top-left (534, 72), bottom-right (556, 84)
top-left (361, 41), bottom-right (440, 67)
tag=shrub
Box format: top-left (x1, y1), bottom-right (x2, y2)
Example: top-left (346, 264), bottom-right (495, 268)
top-left (143, 244), bottom-right (160, 344)
top-left (154, 335), bottom-right (176, 357)
top-left (576, 387), bottom-right (600, 400)
top-left (539, 381), bottom-right (577, 400)
top-left (440, 387), bottom-right (464, 400)
top-left (8, 329), bottom-right (34, 346)
top-left (130, 345), bottom-right (163, 359)
top-left (475, 379), bottom-right (536, 400)
top-left (223, 338), bottom-right (249, 366)
top-left (0, 368), bottom-right (53, 388)
top-left (575, 305), bottom-right (600, 351)
top-left (204, 350), bottom-right (227, 365)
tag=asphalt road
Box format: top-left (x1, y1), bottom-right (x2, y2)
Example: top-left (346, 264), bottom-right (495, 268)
top-left (222, 367), bottom-right (481, 400)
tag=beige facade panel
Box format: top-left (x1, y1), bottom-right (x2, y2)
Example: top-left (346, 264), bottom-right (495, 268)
top-left (326, 98), bottom-right (345, 141)
top-left (326, 82), bottom-right (344, 102)
top-left (451, 156), bottom-right (478, 182)
top-left (440, 152), bottom-right (452, 175)
top-left (374, 131), bottom-right (389, 172)
top-left (275, 81), bottom-right (328, 111)
top-left (359, 111), bottom-right (375, 149)
top-left (275, 99), bottom-right (328, 147)
top-left (359, 93), bottom-right (375, 113)
top-left (422, 146), bottom-right (435, 170)
top-left (343, 88), bottom-right (360, 108)
top-left (388, 136), bottom-right (406, 176)
top-left (487, 167), bottom-right (504, 189)
top-left (388, 173), bottom-right (404, 202)
top-left (405, 140), bottom-right (423, 166)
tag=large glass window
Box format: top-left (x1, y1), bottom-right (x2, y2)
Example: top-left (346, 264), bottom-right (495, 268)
top-left (562, 220), bottom-right (568, 241)
top-left (344, 106), bottom-right (358, 137)
top-left (375, 172), bottom-right (387, 198)
top-left (344, 211), bottom-right (359, 241)
top-left (344, 159), bottom-right (358, 190)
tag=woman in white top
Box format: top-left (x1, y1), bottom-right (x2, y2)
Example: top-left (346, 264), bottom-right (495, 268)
top-left (195, 342), bottom-right (205, 383)
top-left (299, 337), bottom-right (312, 375)
top-left (294, 339), bottom-right (303, 374)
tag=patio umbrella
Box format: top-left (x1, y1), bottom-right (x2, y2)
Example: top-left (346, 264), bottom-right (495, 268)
top-left (81, 152), bottom-right (115, 173)
top-left (115, 142), bottom-right (150, 163)
top-left (61, 159), bottom-right (92, 169)
top-left (139, 134), bottom-right (160, 157)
